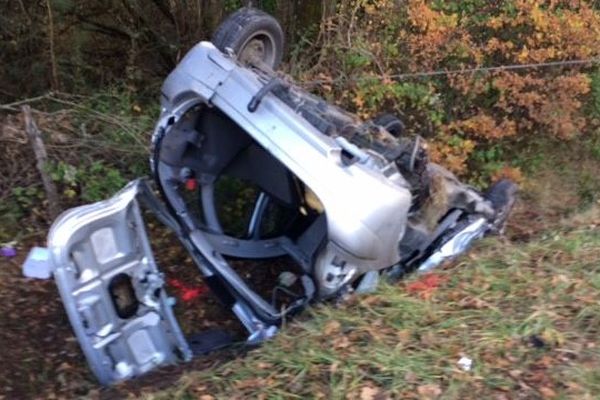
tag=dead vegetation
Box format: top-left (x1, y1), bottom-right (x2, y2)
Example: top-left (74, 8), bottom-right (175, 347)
top-left (0, 112), bottom-right (599, 398)
top-left (0, 92), bottom-right (153, 241)
top-left (146, 206), bottom-right (600, 400)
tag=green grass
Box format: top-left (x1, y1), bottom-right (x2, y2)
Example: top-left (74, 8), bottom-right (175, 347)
top-left (143, 215), bottom-right (600, 399)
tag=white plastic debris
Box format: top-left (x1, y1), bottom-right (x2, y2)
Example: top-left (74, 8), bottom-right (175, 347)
top-left (115, 362), bottom-right (133, 379)
top-left (278, 271), bottom-right (298, 287)
top-left (457, 356), bottom-right (473, 371)
top-left (22, 247), bottom-right (53, 279)
top-left (354, 270), bottom-right (380, 294)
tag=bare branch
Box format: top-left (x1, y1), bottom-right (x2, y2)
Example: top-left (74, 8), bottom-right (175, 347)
top-left (22, 105), bottom-right (61, 220)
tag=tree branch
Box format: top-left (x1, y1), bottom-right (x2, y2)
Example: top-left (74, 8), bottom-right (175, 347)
top-left (22, 105), bottom-right (61, 220)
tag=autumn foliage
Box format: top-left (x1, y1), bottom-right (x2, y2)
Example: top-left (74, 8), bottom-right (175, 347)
top-left (299, 0), bottom-right (600, 175)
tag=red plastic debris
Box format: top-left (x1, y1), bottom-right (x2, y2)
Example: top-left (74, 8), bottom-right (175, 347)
top-left (185, 178), bottom-right (198, 191)
top-left (406, 273), bottom-right (447, 299)
top-left (168, 278), bottom-right (207, 302)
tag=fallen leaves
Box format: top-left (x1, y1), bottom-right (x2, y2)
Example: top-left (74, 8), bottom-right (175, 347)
top-left (190, 388), bottom-right (215, 400)
top-left (332, 335), bottom-right (352, 349)
top-left (419, 331), bottom-right (437, 347)
top-left (417, 383), bottom-right (442, 399)
top-left (233, 377), bottom-right (274, 390)
top-left (4, 201), bottom-right (600, 400)
top-left (539, 386), bottom-right (557, 398)
top-left (359, 385), bottom-right (381, 400)
top-left (457, 295), bottom-right (494, 310)
top-left (256, 362), bottom-right (273, 370)
top-left (345, 383), bottom-right (388, 400)
top-left (323, 320), bottom-right (342, 335)
top-left (396, 329), bottom-right (412, 343)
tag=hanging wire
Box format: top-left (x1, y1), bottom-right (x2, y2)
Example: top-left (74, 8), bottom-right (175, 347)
top-left (2, 58), bottom-right (599, 109)
top-left (302, 57), bottom-right (600, 87)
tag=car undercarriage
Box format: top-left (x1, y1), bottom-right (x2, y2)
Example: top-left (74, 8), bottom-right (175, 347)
top-left (29, 8), bottom-right (517, 384)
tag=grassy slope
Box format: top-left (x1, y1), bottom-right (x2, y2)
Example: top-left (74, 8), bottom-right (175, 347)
top-left (143, 203), bottom-right (600, 400)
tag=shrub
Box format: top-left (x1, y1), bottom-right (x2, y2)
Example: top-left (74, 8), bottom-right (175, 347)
top-left (295, 0), bottom-right (600, 176)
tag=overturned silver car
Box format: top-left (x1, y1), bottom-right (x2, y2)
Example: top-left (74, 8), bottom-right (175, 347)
top-left (39, 8), bottom-right (516, 385)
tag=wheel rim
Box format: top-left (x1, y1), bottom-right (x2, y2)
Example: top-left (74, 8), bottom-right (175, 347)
top-left (238, 30), bottom-right (277, 68)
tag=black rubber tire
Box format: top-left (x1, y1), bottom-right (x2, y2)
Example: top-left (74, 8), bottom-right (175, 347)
top-left (372, 113), bottom-right (406, 137)
top-left (212, 7), bottom-right (284, 70)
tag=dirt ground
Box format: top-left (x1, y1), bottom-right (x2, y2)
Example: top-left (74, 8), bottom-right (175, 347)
top-left (0, 232), bottom-right (239, 399)
top-left (0, 217), bottom-right (309, 399)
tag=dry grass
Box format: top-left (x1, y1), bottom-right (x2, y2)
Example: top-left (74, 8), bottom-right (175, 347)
top-left (142, 204), bottom-right (600, 400)
top-left (1, 93), bottom-right (599, 399)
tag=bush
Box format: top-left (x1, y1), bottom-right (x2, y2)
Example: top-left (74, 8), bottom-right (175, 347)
top-left (0, 89), bottom-right (154, 239)
top-left (294, 0), bottom-right (600, 177)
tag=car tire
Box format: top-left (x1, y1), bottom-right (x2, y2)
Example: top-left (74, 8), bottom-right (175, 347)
top-left (372, 113), bottom-right (406, 137)
top-left (212, 7), bottom-right (284, 70)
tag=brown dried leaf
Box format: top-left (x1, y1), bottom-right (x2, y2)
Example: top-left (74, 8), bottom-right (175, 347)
top-left (360, 386), bottom-right (379, 400)
top-left (324, 320), bottom-right (342, 335)
top-left (330, 361), bottom-right (340, 374)
top-left (420, 331), bottom-right (436, 346)
top-left (256, 362), bottom-right (272, 370)
top-left (333, 335), bottom-right (351, 349)
top-left (397, 329), bottom-right (411, 342)
top-left (509, 369), bottom-right (522, 378)
top-left (417, 383), bottom-right (442, 399)
top-left (539, 387), bottom-right (557, 398)
top-left (404, 371), bottom-right (418, 383)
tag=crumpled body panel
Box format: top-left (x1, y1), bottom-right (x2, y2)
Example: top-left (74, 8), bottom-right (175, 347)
top-left (49, 181), bottom-right (191, 385)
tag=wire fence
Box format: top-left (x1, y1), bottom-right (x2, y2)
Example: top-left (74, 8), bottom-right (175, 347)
top-left (302, 57), bottom-right (600, 87)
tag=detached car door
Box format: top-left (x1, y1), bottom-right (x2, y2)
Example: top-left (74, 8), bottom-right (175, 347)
top-left (47, 180), bottom-right (191, 385)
